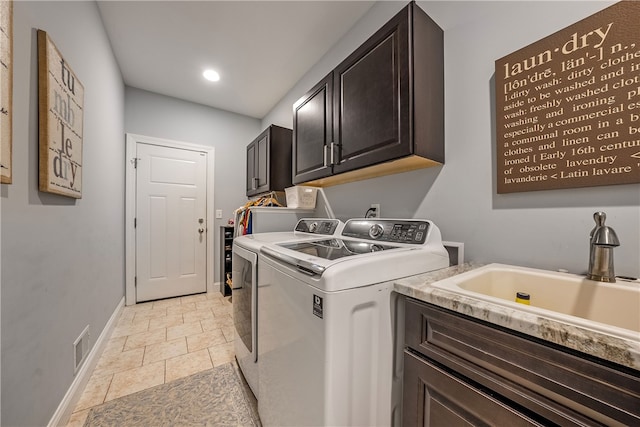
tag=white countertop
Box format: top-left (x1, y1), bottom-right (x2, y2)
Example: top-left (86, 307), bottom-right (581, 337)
top-left (394, 263), bottom-right (640, 372)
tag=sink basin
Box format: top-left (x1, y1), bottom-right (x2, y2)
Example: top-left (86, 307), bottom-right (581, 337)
top-left (432, 264), bottom-right (640, 339)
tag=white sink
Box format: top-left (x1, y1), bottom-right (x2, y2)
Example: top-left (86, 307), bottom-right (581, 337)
top-left (432, 264), bottom-right (640, 340)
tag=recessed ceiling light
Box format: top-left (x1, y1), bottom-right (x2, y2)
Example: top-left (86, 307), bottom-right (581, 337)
top-left (203, 69), bottom-right (220, 82)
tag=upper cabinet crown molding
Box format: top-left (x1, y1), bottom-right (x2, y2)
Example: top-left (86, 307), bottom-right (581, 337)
top-left (293, 2), bottom-right (444, 187)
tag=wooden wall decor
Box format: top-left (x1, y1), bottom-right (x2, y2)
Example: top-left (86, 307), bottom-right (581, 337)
top-left (1, 1), bottom-right (13, 184)
top-left (496, 1), bottom-right (640, 193)
top-left (37, 30), bottom-right (84, 198)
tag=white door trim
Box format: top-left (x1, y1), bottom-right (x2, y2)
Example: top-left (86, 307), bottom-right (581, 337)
top-left (125, 133), bottom-right (215, 306)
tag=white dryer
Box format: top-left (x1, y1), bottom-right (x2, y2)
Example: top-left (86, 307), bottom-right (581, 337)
top-left (257, 218), bottom-right (450, 426)
top-left (232, 218), bottom-right (343, 397)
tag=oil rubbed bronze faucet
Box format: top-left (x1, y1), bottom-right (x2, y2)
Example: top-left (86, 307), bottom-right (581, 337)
top-left (587, 212), bottom-right (620, 283)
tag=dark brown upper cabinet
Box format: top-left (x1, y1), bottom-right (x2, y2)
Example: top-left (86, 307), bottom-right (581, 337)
top-left (292, 74), bottom-right (333, 184)
top-left (246, 125), bottom-right (293, 197)
top-left (292, 2), bottom-right (444, 187)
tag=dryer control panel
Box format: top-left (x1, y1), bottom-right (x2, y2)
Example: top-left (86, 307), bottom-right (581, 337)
top-left (294, 219), bottom-right (342, 235)
top-left (342, 219), bottom-right (430, 244)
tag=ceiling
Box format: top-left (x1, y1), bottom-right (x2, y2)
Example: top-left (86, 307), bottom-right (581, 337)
top-left (97, 1), bottom-right (376, 119)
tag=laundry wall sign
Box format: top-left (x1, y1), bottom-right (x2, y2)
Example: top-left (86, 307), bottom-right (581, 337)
top-left (495, 1), bottom-right (640, 193)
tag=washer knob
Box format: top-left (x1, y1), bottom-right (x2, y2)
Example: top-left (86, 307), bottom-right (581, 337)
top-left (309, 222), bottom-right (318, 233)
top-left (369, 224), bottom-right (384, 239)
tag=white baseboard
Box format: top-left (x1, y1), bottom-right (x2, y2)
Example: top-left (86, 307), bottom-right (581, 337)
top-left (212, 280), bottom-right (229, 294)
top-left (48, 297), bottom-right (125, 427)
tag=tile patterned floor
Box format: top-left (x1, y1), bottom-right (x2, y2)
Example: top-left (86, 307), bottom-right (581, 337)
top-left (66, 291), bottom-right (235, 427)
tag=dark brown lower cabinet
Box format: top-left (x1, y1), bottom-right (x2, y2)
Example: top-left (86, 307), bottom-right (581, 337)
top-left (403, 298), bottom-right (640, 427)
top-left (404, 351), bottom-right (543, 426)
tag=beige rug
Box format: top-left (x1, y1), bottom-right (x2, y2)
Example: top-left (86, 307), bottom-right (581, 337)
top-left (84, 363), bottom-right (259, 426)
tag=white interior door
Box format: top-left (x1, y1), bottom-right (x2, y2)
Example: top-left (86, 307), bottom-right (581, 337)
top-left (135, 143), bottom-right (207, 302)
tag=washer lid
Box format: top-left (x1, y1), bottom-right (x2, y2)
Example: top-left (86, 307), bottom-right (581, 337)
top-left (259, 219), bottom-right (449, 285)
top-left (278, 238), bottom-right (400, 261)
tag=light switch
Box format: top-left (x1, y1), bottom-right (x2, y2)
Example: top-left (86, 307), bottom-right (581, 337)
top-left (215, 209), bottom-right (223, 219)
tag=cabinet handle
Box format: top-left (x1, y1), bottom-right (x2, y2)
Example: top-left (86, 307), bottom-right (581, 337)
top-left (330, 142), bottom-right (336, 165)
top-left (252, 177), bottom-right (258, 190)
top-left (323, 145), bottom-right (329, 167)
top-left (324, 142), bottom-right (337, 167)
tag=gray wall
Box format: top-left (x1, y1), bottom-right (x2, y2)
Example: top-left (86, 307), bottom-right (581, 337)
top-left (262, 1), bottom-right (639, 278)
top-left (1, 1), bottom-right (125, 426)
top-left (3, 2), bottom-right (637, 424)
top-left (124, 87), bottom-right (261, 282)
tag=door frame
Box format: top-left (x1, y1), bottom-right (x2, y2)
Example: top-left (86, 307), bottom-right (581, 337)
top-left (125, 133), bottom-right (215, 306)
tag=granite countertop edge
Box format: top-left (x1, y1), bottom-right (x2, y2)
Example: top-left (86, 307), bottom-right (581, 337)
top-left (394, 262), bottom-right (640, 372)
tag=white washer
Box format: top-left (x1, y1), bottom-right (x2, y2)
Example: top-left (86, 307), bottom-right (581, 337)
top-left (257, 219), bottom-right (450, 426)
top-left (232, 219), bottom-right (344, 397)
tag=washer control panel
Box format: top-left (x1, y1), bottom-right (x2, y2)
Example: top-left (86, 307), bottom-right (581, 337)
top-left (295, 219), bottom-right (342, 235)
top-left (342, 219), bottom-right (430, 244)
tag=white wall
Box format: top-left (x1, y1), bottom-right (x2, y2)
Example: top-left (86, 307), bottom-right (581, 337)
top-left (263, 1), bottom-right (639, 278)
top-left (124, 87), bottom-right (261, 282)
top-left (1, 1), bottom-right (125, 426)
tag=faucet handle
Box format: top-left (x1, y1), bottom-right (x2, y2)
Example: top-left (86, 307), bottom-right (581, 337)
top-left (590, 211), bottom-right (605, 239)
top-left (591, 211), bottom-right (620, 247)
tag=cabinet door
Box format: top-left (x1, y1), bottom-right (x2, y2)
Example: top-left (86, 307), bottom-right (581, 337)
top-left (293, 73), bottom-right (333, 184)
top-left (246, 130), bottom-right (270, 197)
top-left (246, 141), bottom-right (257, 195)
top-left (403, 351), bottom-right (543, 427)
top-left (333, 7), bottom-right (411, 174)
top-left (254, 132), bottom-right (269, 194)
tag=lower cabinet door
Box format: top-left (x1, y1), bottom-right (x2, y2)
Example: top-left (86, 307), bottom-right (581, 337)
top-left (403, 351), bottom-right (544, 427)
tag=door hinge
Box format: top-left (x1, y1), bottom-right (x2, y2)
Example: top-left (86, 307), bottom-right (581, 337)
top-left (131, 157), bottom-right (140, 168)
top-left (134, 276), bottom-right (137, 286)
top-left (134, 217), bottom-right (137, 228)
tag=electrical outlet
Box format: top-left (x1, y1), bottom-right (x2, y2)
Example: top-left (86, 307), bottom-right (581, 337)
top-left (371, 204), bottom-right (380, 218)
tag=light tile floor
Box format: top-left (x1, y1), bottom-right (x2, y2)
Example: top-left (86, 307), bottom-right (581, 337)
top-left (66, 291), bottom-right (235, 427)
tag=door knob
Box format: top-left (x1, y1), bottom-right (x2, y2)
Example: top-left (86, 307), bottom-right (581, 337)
top-left (198, 228), bottom-right (205, 234)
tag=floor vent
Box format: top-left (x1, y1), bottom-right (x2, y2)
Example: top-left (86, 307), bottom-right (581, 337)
top-left (73, 325), bottom-right (90, 373)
